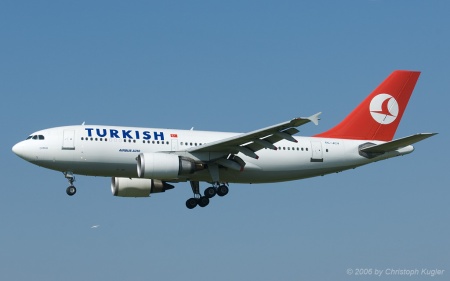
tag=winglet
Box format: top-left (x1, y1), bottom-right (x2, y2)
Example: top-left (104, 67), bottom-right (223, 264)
top-left (307, 112), bottom-right (321, 126)
top-left (290, 112), bottom-right (321, 127)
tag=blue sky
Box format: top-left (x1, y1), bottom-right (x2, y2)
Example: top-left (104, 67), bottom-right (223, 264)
top-left (1, 1), bottom-right (448, 280)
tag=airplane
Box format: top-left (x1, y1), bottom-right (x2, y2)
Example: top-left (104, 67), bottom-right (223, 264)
top-left (12, 70), bottom-right (436, 209)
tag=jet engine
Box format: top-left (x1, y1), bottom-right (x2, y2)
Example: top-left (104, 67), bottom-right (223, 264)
top-left (137, 153), bottom-right (203, 179)
top-left (111, 177), bottom-right (174, 197)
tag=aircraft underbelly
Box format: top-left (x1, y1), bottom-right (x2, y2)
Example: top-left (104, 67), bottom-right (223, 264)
top-left (217, 163), bottom-right (363, 183)
top-left (37, 159), bottom-right (138, 177)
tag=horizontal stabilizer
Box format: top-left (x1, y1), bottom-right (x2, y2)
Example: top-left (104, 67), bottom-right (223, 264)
top-left (360, 133), bottom-right (437, 154)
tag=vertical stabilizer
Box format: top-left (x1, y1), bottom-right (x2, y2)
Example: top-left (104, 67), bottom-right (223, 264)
top-left (314, 70), bottom-right (420, 141)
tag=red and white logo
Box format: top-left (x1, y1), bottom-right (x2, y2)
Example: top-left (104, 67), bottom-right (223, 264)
top-left (369, 93), bottom-right (399, 124)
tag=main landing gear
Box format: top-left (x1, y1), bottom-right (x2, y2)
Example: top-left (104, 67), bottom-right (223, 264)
top-left (64, 171), bottom-right (77, 196)
top-left (186, 181), bottom-right (229, 209)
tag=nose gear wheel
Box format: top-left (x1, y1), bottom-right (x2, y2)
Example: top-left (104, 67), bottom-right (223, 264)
top-left (63, 171), bottom-right (77, 196)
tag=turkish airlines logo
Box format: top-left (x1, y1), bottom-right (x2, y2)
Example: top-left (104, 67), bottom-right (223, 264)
top-left (369, 93), bottom-right (399, 124)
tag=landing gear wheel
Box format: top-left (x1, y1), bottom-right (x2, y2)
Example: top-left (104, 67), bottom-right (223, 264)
top-left (187, 181), bottom-right (229, 208)
top-left (64, 172), bottom-right (76, 196)
top-left (186, 198), bottom-right (198, 209)
top-left (217, 185), bottom-right (229, 197)
top-left (197, 196), bottom-right (210, 208)
top-left (66, 186), bottom-right (77, 196)
top-left (204, 187), bottom-right (217, 198)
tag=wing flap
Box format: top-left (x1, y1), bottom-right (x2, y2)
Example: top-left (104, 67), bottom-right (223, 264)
top-left (245, 128), bottom-right (299, 152)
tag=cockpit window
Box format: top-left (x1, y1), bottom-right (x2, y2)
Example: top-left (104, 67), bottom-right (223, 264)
top-left (28, 135), bottom-right (45, 140)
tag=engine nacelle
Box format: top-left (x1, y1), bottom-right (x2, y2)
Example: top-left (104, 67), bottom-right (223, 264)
top-left (111, 177), bottom-right (174, 197)
top-left (137, 153), bottom-right (201, 179)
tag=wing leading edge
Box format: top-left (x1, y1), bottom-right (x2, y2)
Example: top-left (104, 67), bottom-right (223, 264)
top-left (187, 112), bottom-right (321, 160)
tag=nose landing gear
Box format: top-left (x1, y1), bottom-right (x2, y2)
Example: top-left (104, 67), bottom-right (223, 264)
top-left (64, 171), bottom-right (76, 196)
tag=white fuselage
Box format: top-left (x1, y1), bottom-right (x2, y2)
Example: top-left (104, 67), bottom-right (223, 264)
top-left (12, 125), bottom-right (413, 184)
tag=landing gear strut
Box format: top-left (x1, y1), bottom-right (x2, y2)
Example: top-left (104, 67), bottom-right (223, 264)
top-left (186, 181), bottom-right (229, 209)
top-left (64, 171), bottom-right (76, 196)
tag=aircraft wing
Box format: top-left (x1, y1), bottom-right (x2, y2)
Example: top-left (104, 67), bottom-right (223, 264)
top-left (360, 133), bottom-right (437, 154)
top-left (187, 112), bottom-right (321, 159)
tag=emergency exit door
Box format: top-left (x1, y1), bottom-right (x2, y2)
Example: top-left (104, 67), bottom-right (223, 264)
top-left (310, 140), bottom-right (323, 162)
top-left (62, 130), bottom-right (75, 150)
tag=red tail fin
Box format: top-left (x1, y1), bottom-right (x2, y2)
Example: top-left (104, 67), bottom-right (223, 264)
top-left (314, 70), bottom-right (421, 141)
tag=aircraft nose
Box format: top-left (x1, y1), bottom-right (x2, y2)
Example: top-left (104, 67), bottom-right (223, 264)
top-left (12, 141), bottom-right (30, 160)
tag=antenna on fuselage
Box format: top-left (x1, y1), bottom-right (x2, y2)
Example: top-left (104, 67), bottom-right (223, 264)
top-left (81, 122), bottom-right (85, 125)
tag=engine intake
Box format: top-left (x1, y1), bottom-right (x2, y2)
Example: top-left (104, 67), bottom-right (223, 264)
top-left (137, 153), bottom-right (203, 179)
top-left (111, 177), bottom-right (174, 197)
